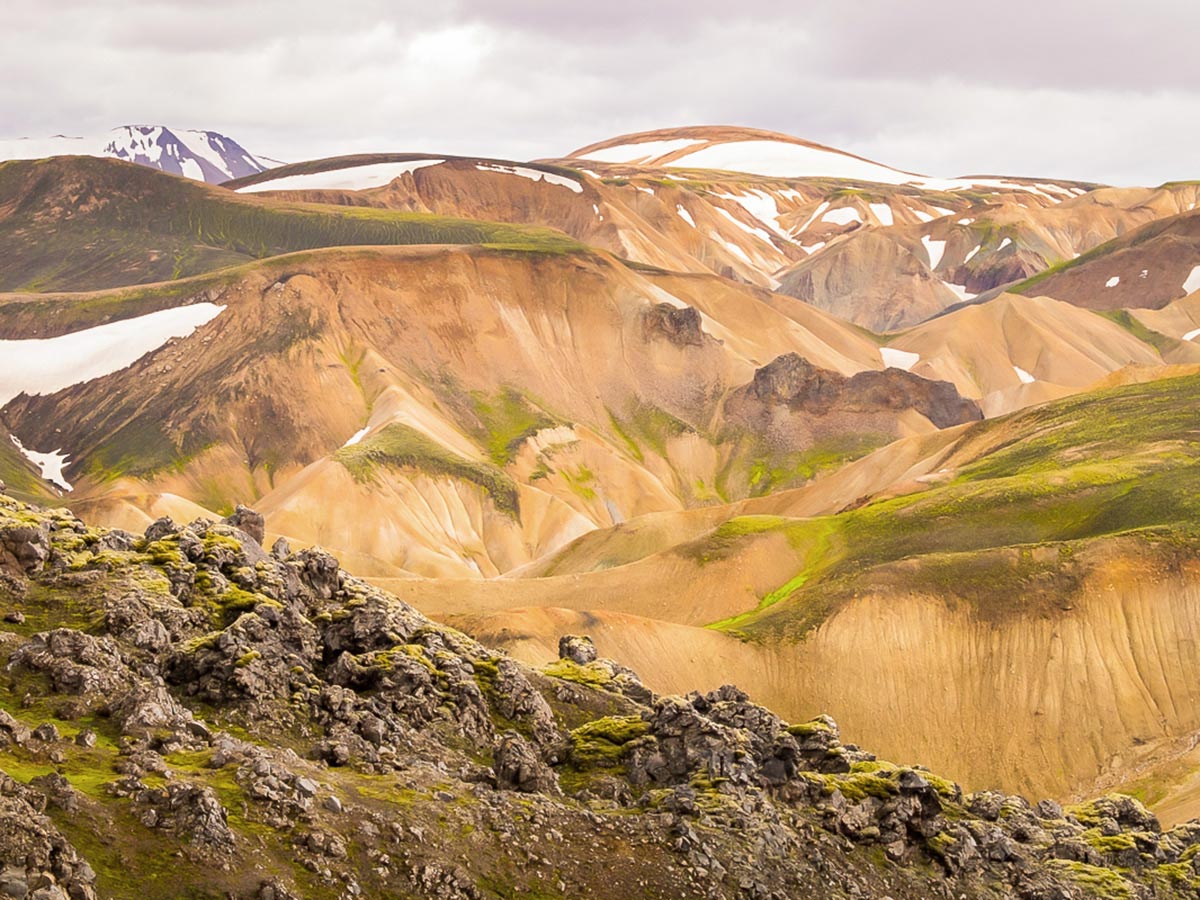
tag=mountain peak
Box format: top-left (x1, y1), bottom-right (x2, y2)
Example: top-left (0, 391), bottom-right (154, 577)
top-left (0, 125), bottom-right (276, 184)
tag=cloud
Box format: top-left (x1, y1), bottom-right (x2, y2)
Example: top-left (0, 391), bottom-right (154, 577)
top-left (1, 0), bottom-right (1198, 185)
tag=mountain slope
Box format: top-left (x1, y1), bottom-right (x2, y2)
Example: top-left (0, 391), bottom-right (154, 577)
top-left (0, 156), bottom-right (581, 292)
top-left (0, 243), bottom-right (981, 580)
top-left (408, 373), bottom-right (1200, 810)
top-left (0, 125), bottom-right (275, 183)
top-left (6, 493), bottom-right (1200, 898)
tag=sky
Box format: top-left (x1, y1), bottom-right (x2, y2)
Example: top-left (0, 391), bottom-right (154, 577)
top-left (5, 0), bottom-right (1200, 186)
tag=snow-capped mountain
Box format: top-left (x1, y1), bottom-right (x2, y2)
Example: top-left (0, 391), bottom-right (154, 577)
top-left (0, 125), bottom-right (277, 183)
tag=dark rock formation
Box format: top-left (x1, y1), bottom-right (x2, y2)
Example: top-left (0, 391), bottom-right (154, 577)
top-left (746, 352), bottom-right (982, 429)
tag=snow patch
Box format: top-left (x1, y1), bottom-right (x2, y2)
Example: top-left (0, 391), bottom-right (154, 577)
top-left (1182, 265), bottom-right (1200, 295)
top-left (794, 201), bottom-right (830, 234)
top-left (868, 202), bottom-right (894, 226)
top-left (933, 207), bottom-right (955, 217)
top-left (715, 207), bottom-right (776, 245)
top-left (944, 282), bottom-right (977, 303)
top-left (475, 164), bottom-right (584, 193)
top-left (579, 138), bottom-right (704, 164)
top-left (922, 236), bottom-right (946, 269)
top-left (821, 207), bottom-right (862, 226)
top-left (912, 210), bottom-right (934, 224)
top-left (676, 205), bottom-right (695, 227)
top-left (997, 238), bottom-right (1013, 251)
top-left (343, 427), bottom-right (371, 448)
top-left (963, 245), bottom-right (981, 264)
top-left (10, 436), bottom-right (72, 492)
top-left (1183, 327), bottom-right (1200, 342)
top-left (239, 160), bottom-right (444, 192)
top-left (1105, 276), bottom-right (1120, 288)
top-left (714, 190), bottom-right (789, 238)
top-left (712, 232), bottom-right (753, 264)
top-left (880, 347), bottom-right (920, 371)
top-left (1013, 366), bottom-right (1036, 384)
top-left (178, 157), bottom-right (204, 181)
top-left (802, 242), bottom-right (826, 255)
top-left (0, 303), bottom-right (226, 406)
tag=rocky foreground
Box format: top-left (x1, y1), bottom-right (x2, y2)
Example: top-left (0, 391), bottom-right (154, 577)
top-left (0, 491), bottom-right (1198, 899)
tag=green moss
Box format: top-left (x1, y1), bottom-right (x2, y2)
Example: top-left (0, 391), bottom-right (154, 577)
top-left (1045, 860), bottom-right (1135, 900)
top-left (567, 715), bottom-right (650, 767)
top-left (468, 388), bottom-right (562, 466)
top-left (786, 719), bottom-right (835, 738)
top-left (1095, 309), bottom-right (1181, 356)
top-left (542, 658), bottom-right (614, 687)
top-left (334, 423), bottom-right (519, 518)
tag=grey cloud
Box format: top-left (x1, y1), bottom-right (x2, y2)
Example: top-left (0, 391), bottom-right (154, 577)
top-left (2, 0), bottom-right (1199, 185)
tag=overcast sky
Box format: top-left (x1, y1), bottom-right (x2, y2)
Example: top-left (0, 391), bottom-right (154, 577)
top-left (5, 0), bottom-right (1200, 185)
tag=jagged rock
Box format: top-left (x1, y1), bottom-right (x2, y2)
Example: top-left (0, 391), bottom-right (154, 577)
top-left (143, 517), bottom-right (178, 543)
top-left (2, 612), bottom-right (24, 625)
top-left (132, 782), bottom-right (235, 850)
top-left (643, 303), bottom-right (706, 347)
top-left (31, 724), bottom-right (58, 743)
top-left (0, 712), bottom-right (31, 747)
top-left (558, 634), bottom-right (598, 665)
top-left (109, 682), bottom-right (195, 738)
top-left (0, 522), bottom-right (49, 573)
top-left (223, 505), bottom-right (265, 546)
top-left (740, 352), bottom-right (982, 428)
top-left (493, 732), bottom-right (557, 793)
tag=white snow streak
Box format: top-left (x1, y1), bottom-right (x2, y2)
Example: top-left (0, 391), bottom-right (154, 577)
top-left (238, 160), bottom-right (444, 192)
top-left (1105, 276), bottom-right (1120, 288)
top-left (343, 427), bottom-right (371, 448)
top-left (0, 303), bottom-right (226, 406)
top-left (880, 347), bottom-right (920, 371)
top-left (922, 236), bottom-right (946, 269)
top-left (1013, 366), bottom-right (1036, 384)
top-left (868, 202), bottom-right (894, 226)
top-left (475, 163), bottom-right (584, 193)
top-left (822, 207), bottom-right (862, 226)
top-left (1182, 265), bottom-right (1200, 295)
top-left (677, 205), bottom-right (695, 227)
top-left (10, 436), bottom-right (72, 492)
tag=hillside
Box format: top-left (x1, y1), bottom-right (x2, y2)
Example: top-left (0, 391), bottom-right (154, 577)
top-left (413, 373), bottom-right (1200, 813)
top-left (0, 156), bottom-right (582, 292)
top-left (5, 492), bottom-right (1200, 898)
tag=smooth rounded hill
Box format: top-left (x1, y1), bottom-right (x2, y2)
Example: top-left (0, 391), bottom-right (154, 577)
top-left (567, 125), bottom-right (927, 183)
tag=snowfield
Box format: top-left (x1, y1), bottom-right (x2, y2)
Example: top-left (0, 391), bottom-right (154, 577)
top-left (238, 160), bottom-right (445, 192)
top-left (0, 303), bottom-right (226, 406)
top-left (922, 236), bottom-right (946, 269)
top-left (9, 436), bottom-right (72, 492)
top-left (880, 347), bottom-right (920, 371)
top-left (475, 164), bottom-right (583, 193)
top-left (1013, 366), bottom-right (1036, 384)
top-left (1183, 265), bottom-right (1200, 295)
top-left (822, 207), bottom-right (862, 226)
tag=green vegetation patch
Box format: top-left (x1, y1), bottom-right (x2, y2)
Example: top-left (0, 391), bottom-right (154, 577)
top-left (567, 715), bottom-right (651, 767)
top-left (702, 374), bottom-right (1200, 636)
top-left (468, 388), bottom-right (562, 466)
top-left (0, 156), bottom-right (587, 295)
top-left (334, 423), bottom-right (519, 517)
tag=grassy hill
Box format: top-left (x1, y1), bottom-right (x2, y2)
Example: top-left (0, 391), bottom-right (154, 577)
top-left (0, 156), bottom-right (584, 292)
top-left (699, 372), bottom-right (1200, 635)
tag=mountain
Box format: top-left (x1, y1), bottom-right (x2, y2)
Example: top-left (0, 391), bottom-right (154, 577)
top-left (0, 125), bottom-right (276, 183)
top-left (8, 122), bottom-right (1200, 894)
top-left (4, 492), bottom-right (1200, 899)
